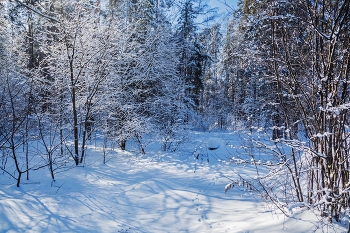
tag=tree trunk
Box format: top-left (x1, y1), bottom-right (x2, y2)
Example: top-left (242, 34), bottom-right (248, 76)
top-left (68, 50), bottom-right (79, 166)
top-left (120, 140), bottom-right (126, 150)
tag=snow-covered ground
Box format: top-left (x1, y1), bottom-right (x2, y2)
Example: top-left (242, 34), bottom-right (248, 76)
top-left (0, 131), bottom-right (347, 232)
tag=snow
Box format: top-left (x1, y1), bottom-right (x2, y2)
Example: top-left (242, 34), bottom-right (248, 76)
top-left (207, 137), bottom-right (221, 150)
top-left (0, 131), bottom-right (347, 232)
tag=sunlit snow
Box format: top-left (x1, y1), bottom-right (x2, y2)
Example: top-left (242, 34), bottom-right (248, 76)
top-left (0, 131), bottom-right (346, 232)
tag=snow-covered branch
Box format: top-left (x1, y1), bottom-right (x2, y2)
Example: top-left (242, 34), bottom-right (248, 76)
top-left (14, 0), bottom-right (60, 23)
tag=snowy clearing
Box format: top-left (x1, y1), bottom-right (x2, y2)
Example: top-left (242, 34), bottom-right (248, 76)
top-left (0, 132), bottom-right (347, 232)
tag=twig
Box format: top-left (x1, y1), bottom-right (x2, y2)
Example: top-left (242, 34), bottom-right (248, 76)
top-left (14, 0), bottom-right (60, 23)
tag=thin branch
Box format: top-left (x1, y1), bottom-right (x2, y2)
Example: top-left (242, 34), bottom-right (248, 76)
top-left (218, 0), bottom-right (235, 12)
top-left (14, 0), bottom-right (60, 23)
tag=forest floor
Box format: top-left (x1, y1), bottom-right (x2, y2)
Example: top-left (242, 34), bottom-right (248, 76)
top-left (0, 131), bottom-right (347, 232)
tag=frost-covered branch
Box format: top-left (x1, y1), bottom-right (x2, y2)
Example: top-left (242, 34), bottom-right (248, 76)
top-left (14, 0), bottom-right (60, 23)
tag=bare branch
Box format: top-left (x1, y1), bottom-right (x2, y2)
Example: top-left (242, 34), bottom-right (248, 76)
top-left (218, 0), bottom-right (235, 12)
top-left (14, 0), bottom-right (60, 23)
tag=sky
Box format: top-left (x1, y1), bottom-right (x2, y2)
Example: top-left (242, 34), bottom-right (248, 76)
top-left (198, 0), bottom-right (238, 30)
top-left (209, 0), bottom-right (239, 13)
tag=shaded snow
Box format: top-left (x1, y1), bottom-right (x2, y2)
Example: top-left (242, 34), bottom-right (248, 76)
top-left (207, 137), bottom-right (221, 150)
top-left (0, 131), bottom-right (347, 232)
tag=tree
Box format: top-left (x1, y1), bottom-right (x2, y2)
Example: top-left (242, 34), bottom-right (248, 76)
top-left (105, 0), bottom-right (188, 152)
top-left (198, 24), bottom-right (228, 129)
top-left (0, 16), bottom-right (45, 186)
top-left (229, 0), bottom-right (350, 224)
top-left (175, 0), bottom-right (216, 110)
top-left (36, 0), bottom-right (114, 165)
top-left (221, 9), bottom-right (270, 130)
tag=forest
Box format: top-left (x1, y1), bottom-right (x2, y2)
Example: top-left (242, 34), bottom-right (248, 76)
top-left (0, 0), bottom-right (350, 231)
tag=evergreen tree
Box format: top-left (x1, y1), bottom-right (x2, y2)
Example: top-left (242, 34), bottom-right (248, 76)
top-left (176, 0), bottom-right (213, 110)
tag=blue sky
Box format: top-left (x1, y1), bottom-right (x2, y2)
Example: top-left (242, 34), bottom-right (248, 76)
top-left (199, 0), bottom-right (238, 29)
top-left (209, 0), bottom-right (238, 13)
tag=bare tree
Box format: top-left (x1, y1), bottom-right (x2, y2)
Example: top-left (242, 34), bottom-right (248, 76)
top-left (39, 1), bottom-right (114, 165)
top-left (235, 0), bottom-right (350, 224)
